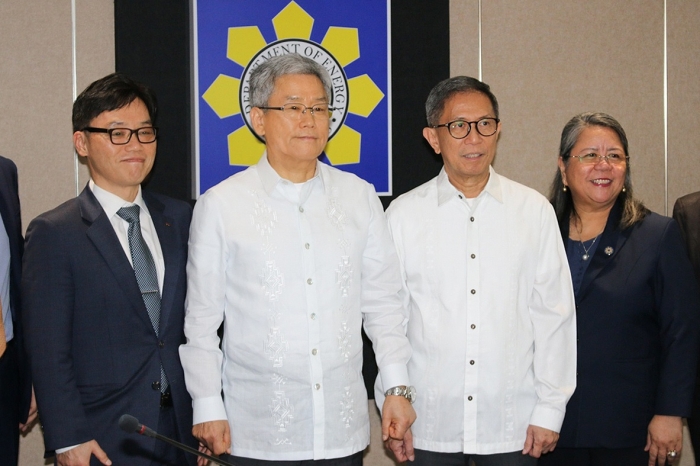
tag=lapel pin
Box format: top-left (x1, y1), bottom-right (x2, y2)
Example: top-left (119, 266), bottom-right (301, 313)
top-left (604, 246), bottom-right (613, 256)
top-left (165, 222), bottom-right (171, 227)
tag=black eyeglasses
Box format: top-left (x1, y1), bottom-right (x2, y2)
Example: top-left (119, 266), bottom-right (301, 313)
top-left (81, 127), bottom-right (158, 145)
top-left (431, 118), bottom-right (500, 139)
top-left (258, 103), bottom-right (335, 120)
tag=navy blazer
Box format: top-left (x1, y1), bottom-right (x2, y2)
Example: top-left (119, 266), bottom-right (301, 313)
top-left (22, 186), bottom-right (196, 465)
top-left (557, 200), bottom-right (700, 448)
top-left (0, 156), bottom-right (31, 421)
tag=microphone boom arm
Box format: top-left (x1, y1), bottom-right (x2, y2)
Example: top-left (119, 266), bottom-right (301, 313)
top-left (119, 414), bottom-right (234, 466)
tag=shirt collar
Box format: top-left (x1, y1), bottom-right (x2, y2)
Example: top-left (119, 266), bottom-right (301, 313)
top-left (256, 152), bottom-right (325, 196)
top-left (89, 179), bottom-right (147, 218)
top-left (436, 165), bottom-right (504, 206)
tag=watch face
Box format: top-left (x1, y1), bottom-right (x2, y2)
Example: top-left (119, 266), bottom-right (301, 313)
top-left (407, 386), bottom-right (416, 403)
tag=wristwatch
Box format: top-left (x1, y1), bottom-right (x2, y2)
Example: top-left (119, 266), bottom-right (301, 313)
top-left (384, 385), bottom-right (416, 404)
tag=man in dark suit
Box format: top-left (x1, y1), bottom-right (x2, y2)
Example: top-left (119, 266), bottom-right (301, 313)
top-left (22, 73), bottom-right (196, 466)
top-left (0, 155), bottom-right (36, 466)
top-left (673, 191), bottom-right (700, 452)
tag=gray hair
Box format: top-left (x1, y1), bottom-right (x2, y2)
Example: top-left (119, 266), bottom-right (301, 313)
top-left (249, 54), bottom-right (332, 108)
top-left (549, 112), bottom-right (647, 229)
top-left (425, 76), bottom-right (499, 126)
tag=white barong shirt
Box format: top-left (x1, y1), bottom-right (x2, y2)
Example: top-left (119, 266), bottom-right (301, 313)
top-left (180, 155), bottom-right (411, 460)
top-left (377, 166), bottom-right (576, 455)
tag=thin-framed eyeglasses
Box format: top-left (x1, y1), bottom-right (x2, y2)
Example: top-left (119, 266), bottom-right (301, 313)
top-left (569, 153), bottom-right (629, 165)
top-left (81, 127), bottom-right (158, 145)
top-left (258, 103), bottom-right (335, 120)
top-left (431, 118), bottom-right (500, 139)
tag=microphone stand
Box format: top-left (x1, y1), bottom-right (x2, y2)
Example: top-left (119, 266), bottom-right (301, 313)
top-left (119, 414), bottom-right (234, 466)
top-left (143, 429), bottom-right (233, 466)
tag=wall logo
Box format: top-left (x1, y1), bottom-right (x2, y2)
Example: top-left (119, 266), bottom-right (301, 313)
top-left (195, 1), bottom-right (392, 195)
top-left (238, 39), bottom-right (349, 141)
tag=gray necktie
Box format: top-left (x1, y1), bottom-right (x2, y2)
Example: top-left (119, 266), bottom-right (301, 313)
top-left (117, 205), bottom-right (168, 392)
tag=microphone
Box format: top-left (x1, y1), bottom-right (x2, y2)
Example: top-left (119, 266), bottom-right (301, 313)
top-left (119, 414), bottom-right (235, 466)
top-left (118, 414), bottom-right (156, 437)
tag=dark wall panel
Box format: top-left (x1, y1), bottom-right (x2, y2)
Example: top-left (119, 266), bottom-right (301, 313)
top-left (115, 0), bottom-right (191, 201)
top-left (386, 1), bottom-right (449, 207)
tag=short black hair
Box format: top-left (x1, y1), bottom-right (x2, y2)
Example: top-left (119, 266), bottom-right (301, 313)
top-left (72, 73), bottom-right (158, 132)
top-left (425, 76), bottom-right (499, 126)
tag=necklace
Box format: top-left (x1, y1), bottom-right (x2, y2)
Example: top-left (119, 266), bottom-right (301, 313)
top-left (572, 219), bottom-right (603, 261)
top-left (579, 235), bottom-right (599, 261)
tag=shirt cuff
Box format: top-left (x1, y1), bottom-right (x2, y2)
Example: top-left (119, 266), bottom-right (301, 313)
top-left (56, 444), bottom-right (80, 454)
top-left (379, 362), bottom-right (410, 392)
top-left (529, 404), bottom-right (566, 433)
top-left (192, 395), bottom-right (229, 426)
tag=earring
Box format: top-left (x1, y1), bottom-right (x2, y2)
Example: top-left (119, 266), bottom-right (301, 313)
top-left (562, 185), bottom-right (567, 192)
top-left (622, 186), bottom-right (626, 192)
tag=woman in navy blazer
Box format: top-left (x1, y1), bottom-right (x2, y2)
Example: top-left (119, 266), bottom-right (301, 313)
top-left (539, 113), bottom-right (700, 466)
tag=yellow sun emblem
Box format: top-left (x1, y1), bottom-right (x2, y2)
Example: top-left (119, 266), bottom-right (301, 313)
top-left (201, 1), bottom-right (385, 166)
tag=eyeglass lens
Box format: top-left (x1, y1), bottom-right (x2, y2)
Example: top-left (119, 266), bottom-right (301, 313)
top-left (576, 154), bottom-right (627, 164)
top-left (110, 128), bottom-right (157, 144)
top-left (281, 104), bottom-right (331, 119)
top-left (446, 119), bottom-right (498, 139)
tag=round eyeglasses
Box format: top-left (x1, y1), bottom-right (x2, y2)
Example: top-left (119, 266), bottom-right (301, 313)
top-left (570, 153), bottom-right (629, 165)
top-left (258, 103), bottom-right (335, 120)
top-left (81, 127), bottom-right (158, 145)
top-left (431, 118), bottom-right (500, 139)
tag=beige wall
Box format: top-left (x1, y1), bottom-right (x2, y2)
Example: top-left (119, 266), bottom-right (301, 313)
top-left (0, 1), bottom-right (114, 464)
top-left (0, 0), bottom-right (113, 230)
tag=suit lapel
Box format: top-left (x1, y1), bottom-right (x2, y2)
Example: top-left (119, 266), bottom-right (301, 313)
top-left (144, 192), bottom-right (180, 335)
top-left (576, 201), bottom-right (629, 302)
top-left (79, 186), bottom-right (155, 332)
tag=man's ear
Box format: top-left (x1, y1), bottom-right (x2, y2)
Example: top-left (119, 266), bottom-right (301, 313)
top-left (423, 127), bottom-right (441, 155)
top-left (73, 131), bottom-right (89, 158)
top-left (250, 107), bottom-right (266, 139)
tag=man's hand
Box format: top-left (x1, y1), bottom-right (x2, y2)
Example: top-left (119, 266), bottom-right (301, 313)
top-left (192, 420), bottom-right (231, 457)
top-left (381, 395), bottom-right (417, 462)
top-left (19, 387), bottom-right (38, 433)
top-left (522, 425), bottom-right (559, 458)
top-left (385, 427), bottom-right (414, 463)
top-left (645, 415), bottom-right (683, 466)
top-left (56, 440), bottom-right (111, 466)
top-left (197, 443), bottom-right (213, 466)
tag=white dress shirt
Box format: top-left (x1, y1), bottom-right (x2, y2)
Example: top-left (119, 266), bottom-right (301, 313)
top-left (378, 167), bottom-right (576, 455)
top-left (180, 155), bottom-right (411, 461)
top-left (89, 180), bottom-right (164, 293)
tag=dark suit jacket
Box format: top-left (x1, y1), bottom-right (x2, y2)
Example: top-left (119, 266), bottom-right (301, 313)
top-left (557, 200), bottom-right (700, 448)
top-left (673, 191), bottom-right (700, 287)
top-left (0, 156), bottom-right (31, 426)
top-left (22, 186), bottom-right (196, 465)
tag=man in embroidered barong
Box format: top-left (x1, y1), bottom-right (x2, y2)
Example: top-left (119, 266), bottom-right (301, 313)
top-left (180, 53), bottom-right (416, 466)
top-left (374, 76), bottom-right (577, 466)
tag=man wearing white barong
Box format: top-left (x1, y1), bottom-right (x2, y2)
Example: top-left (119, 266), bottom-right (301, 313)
top-left (376, 76), bottom-right (577, 466)
top-left (180, 54), bottom-right (416, 466)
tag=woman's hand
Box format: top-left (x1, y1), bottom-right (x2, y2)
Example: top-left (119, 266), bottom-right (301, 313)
top-left (645, 415), bottom-right (683, 466)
